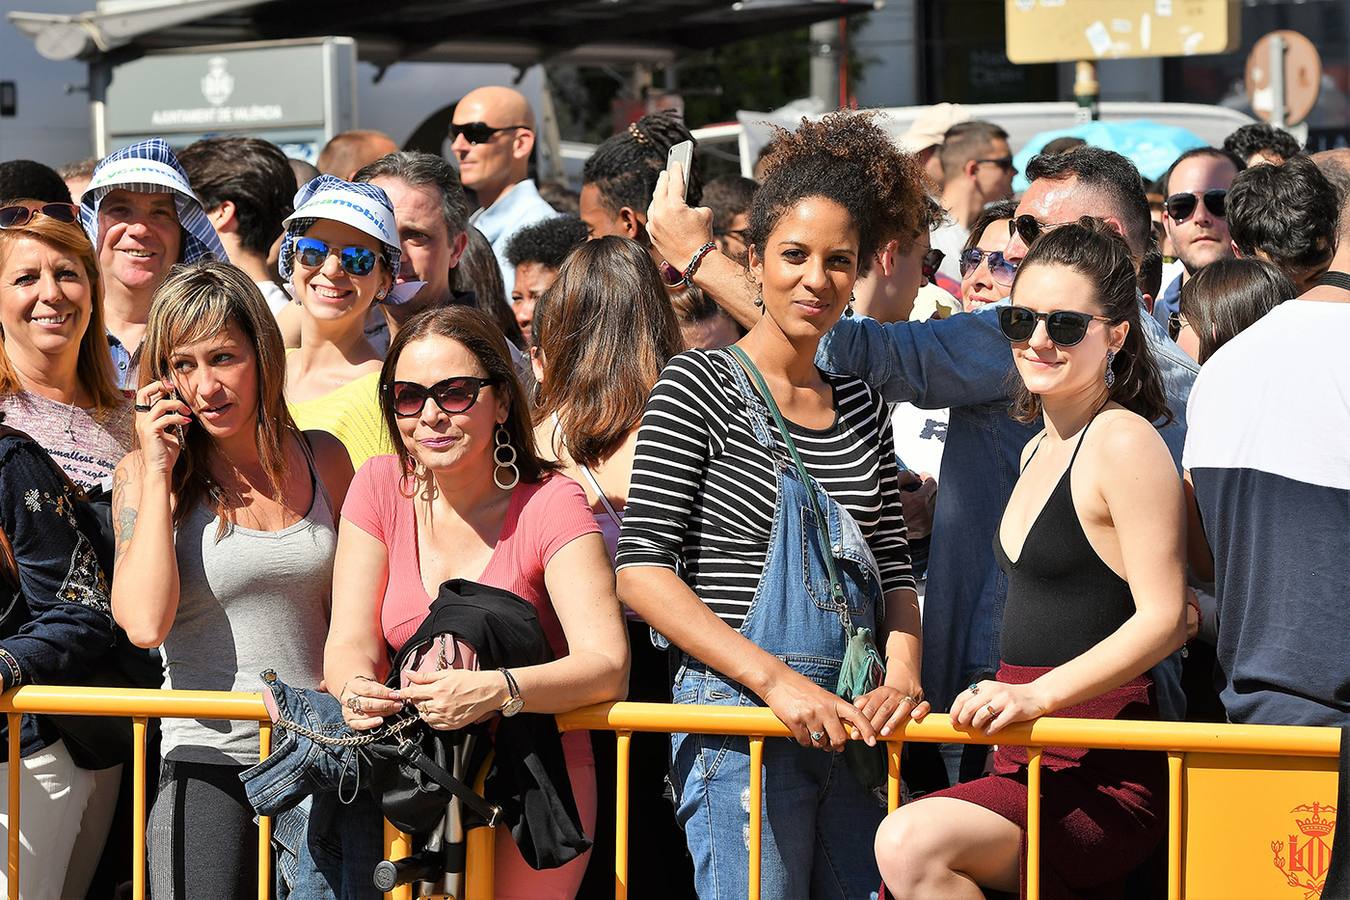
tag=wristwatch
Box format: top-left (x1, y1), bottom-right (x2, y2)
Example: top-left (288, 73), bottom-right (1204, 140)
top-left (498, 668), bottom-right (524, 717)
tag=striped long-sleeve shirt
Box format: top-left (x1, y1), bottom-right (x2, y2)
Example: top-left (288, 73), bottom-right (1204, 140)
top-left (616, 349), bottom-right (913, 630)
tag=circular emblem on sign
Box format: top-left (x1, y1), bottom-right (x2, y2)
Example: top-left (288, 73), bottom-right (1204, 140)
top-left (201, 56), bottom-right (235, 107)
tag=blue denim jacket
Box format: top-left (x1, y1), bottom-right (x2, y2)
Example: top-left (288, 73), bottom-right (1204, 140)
top-left (817, 302), bottom-right (1199, 718)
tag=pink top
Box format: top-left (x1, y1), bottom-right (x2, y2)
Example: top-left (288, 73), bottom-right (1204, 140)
top-left (341, 455), bottom-right (600, 659)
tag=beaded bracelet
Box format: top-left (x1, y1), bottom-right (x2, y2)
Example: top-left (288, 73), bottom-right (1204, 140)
top-left (0, 648), bottom-right (22, 690)
top-left (682, 241), bottom-right (718, 285)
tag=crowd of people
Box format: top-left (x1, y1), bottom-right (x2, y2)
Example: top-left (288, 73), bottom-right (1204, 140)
top-left (0, 78), bottom-right (1345, 900)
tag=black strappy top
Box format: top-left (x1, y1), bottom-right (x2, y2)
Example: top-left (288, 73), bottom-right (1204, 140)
top-left (994, 415), bottom-right (1135, 667)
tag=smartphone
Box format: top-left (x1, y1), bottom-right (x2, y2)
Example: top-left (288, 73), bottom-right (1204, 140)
top-left (166, 386), bottom-right (189, 449)
top-left (666, 140), bottom-right (694, 202)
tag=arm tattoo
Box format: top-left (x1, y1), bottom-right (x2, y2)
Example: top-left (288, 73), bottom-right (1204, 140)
top-left (111, 468), bottom-right (136, 559)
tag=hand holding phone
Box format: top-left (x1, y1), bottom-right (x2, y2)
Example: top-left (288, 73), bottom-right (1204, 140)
top-left (666, 140), bottom-right (694, 203)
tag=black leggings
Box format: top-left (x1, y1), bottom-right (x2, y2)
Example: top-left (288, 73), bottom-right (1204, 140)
top-left (148, 759), bottom-right (257, 900)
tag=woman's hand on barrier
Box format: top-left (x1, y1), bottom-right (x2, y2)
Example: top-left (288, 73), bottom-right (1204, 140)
top-left (340, 675), bottom-right (403, 731)
top-left (761, 669), bottom-right (878, 751)
top-left (950, 679), bottom-right (1049, 736)
top-left (133, 380), bottom-right (192, 477)
top-left (854, 685), bottom-right (931, 738)
top-left (401, 668), bottom-right (506, 731)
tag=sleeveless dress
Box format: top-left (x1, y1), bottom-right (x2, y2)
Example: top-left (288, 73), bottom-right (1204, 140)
top-left (927, 415), bottom-right (1165, 900)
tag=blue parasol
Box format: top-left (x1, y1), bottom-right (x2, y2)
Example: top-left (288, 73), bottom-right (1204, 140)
top-left (1012, 119), bottom-right (1207, 193)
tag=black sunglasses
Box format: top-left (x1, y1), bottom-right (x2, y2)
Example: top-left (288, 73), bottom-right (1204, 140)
top-left (1165, 190), bottom-right (1226, 223)
top-left (386, 376), bottom-right (498, 418)
top-left (959, 248), bottom-right (1017, 285)
top-left (997, 306), bottom-right (1112, 347)
top-left (921, 248), bottom-right (945, 282)
top-left (0, 202), bottom-right (80, 229)
top-left (449, 121), bottom-right (530, 145)
top-left (1008, 214), bottom-right (1076, 246)
top-left (975, 156), bottom-right (1017, 173)
top-left (1167, 311), bottom-right (1190, 341)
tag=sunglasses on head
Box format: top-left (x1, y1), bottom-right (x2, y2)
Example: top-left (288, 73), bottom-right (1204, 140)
top-left (921, 248), bottom-right (945, 282)
top-left (386, 376), bottom-right (498, 418)
top-left (0, 203), bottom-right (81, 229)
top-left (293, 237), bottom-right (378, 277)
top-left (959, 248), bottom-right (1017, 285)
top-left (1008, 214), bottom-right (1077, 247)
top-left (450, 121), bottom-right (530, 145)
top-left (997, 306), bottom-right (1112, 347)
top-left (1164, 189), bottom-right (1226, 223)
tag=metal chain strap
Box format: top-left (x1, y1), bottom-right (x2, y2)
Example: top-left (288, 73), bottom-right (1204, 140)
top-left (273, 711), bottom-right (422, 748)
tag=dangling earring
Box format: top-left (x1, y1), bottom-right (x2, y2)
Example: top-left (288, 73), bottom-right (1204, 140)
top-left (1104, 349), bottom-right (1117, 390)
top-left (754, 292), bottom-right (764, 311)
top-left (844, 294), bottom-right (855, 318)
top-left (493, 424), bottom-right (520, 490)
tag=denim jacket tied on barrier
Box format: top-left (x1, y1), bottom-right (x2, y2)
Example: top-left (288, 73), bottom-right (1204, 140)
top-left (816, 300), bottom-right (1199, 719)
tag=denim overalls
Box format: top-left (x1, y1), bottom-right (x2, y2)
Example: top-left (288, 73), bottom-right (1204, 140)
top-left (668, 351), bottom-right (886, 900)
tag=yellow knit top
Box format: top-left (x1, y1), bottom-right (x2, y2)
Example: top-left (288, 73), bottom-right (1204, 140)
top-left (287, 369), bottom-right (393, 470)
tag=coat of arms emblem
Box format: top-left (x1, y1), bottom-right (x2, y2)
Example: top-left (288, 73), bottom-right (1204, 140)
top-left (201, 56), bottom-right (234, 107)
top-left (1272, 802), bottom-right (1336, 898)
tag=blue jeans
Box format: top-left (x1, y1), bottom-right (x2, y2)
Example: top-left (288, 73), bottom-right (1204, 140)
top-left (669, 352), bottom-right (886, 899)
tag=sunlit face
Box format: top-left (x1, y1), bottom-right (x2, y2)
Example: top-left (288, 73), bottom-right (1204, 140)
top-left (578, 184), bottom-right (628, 240)
top-left (392, 334), bottom-right (508, 475)
top-left (1007, 262), bottom-right (1127, 403)
top-left (291, 219), bottom-right (392, 325)
top-left (961, 219), bottom-right (1014, 311)
top-left (0, 236), bottom-right (93, 364)
top-left (450, 96), bottom-right (526, 195)
top-left (1005, 175), bottom-right (1123, 264)
top-left (510, 261), bottom-right (557, 346)
top-left (370, 175), bottom-right (461, 305)
top-left (1163, 154), bottom-right (1238, 275)
top-left (891, 229), bottom-right (930, 314)
top-left (973, 137), bottom-right (1016, 201)
top-left (166, 320), bottom-right (258, 439)
top-left (96, 189), bottom-right (183, 297)
top-left (750, 196), bottom-right (858, 343)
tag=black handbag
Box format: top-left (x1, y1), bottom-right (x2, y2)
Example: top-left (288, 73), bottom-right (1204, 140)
top-left (0, 426), bottom-right (161, 769)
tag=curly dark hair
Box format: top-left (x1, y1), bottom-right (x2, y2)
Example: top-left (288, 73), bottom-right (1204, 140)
top-left (582, 111), bottom-right (701, 214)
top-left (746, 111), bottom-right (926, 277)
top-left (1222, 123), bottom-right (1302, 165)
top-left (504, 215), bottom-right (589, 269)
top-left (1227, 155), bottom-right (1337, 280)
top-left (1009, 217), bottom-right (1172, 426)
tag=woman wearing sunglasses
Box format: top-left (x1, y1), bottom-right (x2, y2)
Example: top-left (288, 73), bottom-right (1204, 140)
top-left (957, 199), bottom-right (1017, 312)
top-left (0, 201), bottom-right (131, 492)
top-left (618, 112), bottom-right (927, 898)
top-left (326, 305), bottom-right (627, 898)
top-left (283, 175), bottom-right (412, 468)
top-left (876, 219), bottom-right (1186, 900)
top-left (110, 261), bottom-right (354, 899)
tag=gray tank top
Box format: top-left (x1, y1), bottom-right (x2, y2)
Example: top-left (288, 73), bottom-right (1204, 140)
top-left (162, 449), bottom-right (335, 765)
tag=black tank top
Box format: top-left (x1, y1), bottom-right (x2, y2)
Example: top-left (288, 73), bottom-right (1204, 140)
top-left (994, 415), bottom-right (1136, 667)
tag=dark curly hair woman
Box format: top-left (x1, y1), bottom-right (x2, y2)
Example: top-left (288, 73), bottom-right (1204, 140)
top-left (616, 111), bottom-right (929, 898)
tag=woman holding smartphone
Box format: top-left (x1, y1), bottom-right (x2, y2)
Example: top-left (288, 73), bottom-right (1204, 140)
top-left (110, 261), bottom-right (353, 900)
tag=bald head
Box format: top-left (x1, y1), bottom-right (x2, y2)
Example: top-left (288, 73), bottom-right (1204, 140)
top-left (1312, 148), bottom-right (1350, 241)
top-left (451, 85), bottom-right (537, 206)
top-left (317, 130), bottom-right (399, 180)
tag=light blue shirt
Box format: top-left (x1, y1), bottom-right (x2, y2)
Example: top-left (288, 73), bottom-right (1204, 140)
top-left (818, 301), bottom-right (1199, 721)
top-left (469, 178), bottom-right (558, 296)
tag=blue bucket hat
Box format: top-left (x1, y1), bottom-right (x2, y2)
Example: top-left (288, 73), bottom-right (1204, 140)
top-left (79, 138), bottom-right (227, 265)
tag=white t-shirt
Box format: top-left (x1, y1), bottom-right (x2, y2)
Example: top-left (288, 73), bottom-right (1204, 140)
top-left (930, 220), bottom-right (969, 282)
top-left (890, 402), bottom-right (948, 479)
top-left (256, 280), bottom-right (290, 316)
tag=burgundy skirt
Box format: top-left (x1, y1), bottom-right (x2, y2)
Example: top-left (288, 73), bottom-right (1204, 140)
top-left (926, 663), bottom-right (1166, 900)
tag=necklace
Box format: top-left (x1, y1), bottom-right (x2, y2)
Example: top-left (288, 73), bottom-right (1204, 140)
top-left (1313, 270), bottom-right (1350, 292)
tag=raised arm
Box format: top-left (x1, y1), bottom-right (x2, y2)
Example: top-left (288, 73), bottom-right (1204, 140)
top-left (110, 380), bottom-right (193, 648)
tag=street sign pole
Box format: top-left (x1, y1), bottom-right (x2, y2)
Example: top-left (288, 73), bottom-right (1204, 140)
top-left (1269, 33), bottom-right (1287, 128)
top-left (1074, 60), bottom-right (1099, 123)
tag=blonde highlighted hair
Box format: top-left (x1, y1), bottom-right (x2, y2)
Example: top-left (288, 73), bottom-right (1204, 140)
top-left (0, 205), bottom-right (122, 410)
top-left (140, 260), bottom-right (296, 531)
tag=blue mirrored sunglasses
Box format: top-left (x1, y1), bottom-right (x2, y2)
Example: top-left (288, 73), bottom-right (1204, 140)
top-left (293, 237), bottom-right (378, 277)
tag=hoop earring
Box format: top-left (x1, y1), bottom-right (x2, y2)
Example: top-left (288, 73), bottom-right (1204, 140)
top-left (493, 424), bottom-right (520, 490)
top-left (1104, 349), bottom-right (1117, 390)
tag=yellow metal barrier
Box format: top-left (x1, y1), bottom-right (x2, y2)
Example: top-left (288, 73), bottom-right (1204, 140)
top-left (557, 702), bottom-right (1345, 900)
top-left (1, 690), bottom-right (1341, 900)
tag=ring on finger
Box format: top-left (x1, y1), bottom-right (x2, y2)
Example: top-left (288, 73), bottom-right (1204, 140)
top-left (985, 703), bottom-right (997, 718)
top-left (346, 695), bottom-right (363, 715)
top-left (133, 403), bottom-right (153, 412)
top-left (809, 730), bottom-right (826, 743)
top-left (968, 683), bottom-right (980, 696)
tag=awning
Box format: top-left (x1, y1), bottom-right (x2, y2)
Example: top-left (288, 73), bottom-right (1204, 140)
top-left (9, 0), bottom-right (881, 65)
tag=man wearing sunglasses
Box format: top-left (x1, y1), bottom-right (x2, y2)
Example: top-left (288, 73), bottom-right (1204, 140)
top-left (451, 86), bottom-right (557, 295)
top-left (647, 146), bottom-right (1199, 782)
top-left (1150, 147), bottom-right (1245, 331)
top-left (930, 121), bottom-right (1017, 281)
